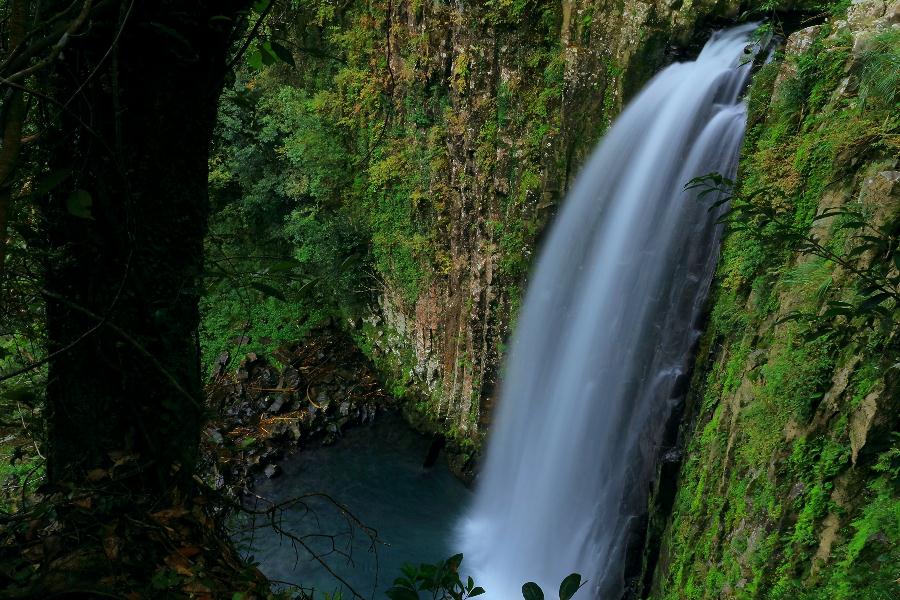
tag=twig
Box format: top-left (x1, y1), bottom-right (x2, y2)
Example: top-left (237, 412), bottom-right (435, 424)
top-left (225, 2), bottom-right (274, 71)
top-left (1, 0), bottom-right (94, 85)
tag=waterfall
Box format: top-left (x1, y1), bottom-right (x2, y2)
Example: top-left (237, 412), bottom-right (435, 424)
top-left (458, 24), bottom-right (759, 599)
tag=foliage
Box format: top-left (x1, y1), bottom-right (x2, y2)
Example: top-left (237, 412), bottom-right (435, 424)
top-left (857, 29), bottom-right (900, 110)
top-left (688, 172), bottom-right (899, 343)
top-left (655, 11), bottom-right (899, 600)
top-left (386, 555), bottom-right (584, 600)
top-left (202, 70), bottom-right (370, 373)
top-left (200, 0), bottom-right (590, 441)
top-left (386, 554), bottom-right (485, 600)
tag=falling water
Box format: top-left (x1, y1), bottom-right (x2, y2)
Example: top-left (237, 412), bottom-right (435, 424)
top-left (458, 24), bottom-right (760, 598)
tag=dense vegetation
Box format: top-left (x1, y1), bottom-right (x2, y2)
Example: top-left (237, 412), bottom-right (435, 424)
top-left (199, 0), bottom-right (579, 449)
top-left (0, 0), bottom-right (896, 598)
top-left (650, 15), bottom-right (899, 600)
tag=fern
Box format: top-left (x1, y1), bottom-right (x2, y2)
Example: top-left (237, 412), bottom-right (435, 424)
top-left (858, 29), bottom-right (900, 109)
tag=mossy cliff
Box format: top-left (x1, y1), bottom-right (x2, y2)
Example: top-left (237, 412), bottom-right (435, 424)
top-left (247, 0), bottom-right (759, 458)
top-left (643, 2), bottom-right (900, 598)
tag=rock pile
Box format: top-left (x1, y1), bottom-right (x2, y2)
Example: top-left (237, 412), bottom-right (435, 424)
top-left (201, 328), bottom-right (393, 499)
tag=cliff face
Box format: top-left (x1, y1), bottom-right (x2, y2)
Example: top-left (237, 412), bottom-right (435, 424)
top-left (646, 2), bottom-right (899, 597)
top-left (311, 0), bottom-right (743, 456)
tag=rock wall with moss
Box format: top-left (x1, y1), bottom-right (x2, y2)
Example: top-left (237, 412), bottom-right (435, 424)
top-left (645, 2), bottom-right (899, 598)
top-left (242, 0), bottom-right (755, 455)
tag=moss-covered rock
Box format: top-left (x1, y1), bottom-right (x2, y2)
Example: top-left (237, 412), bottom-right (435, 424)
top-left (270, 0), bottom-right (767, 450)
top-left (647, 3), bottom-right (899, 597)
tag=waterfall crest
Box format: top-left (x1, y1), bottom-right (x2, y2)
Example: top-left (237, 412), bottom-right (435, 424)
top-left (458, 24), bottom-right (759, 599)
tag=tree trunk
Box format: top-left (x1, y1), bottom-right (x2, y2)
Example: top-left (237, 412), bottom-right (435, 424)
top-left (0, 0), bottom-right (28, 276)
top-left (42, 0), bottom-right (248, 494)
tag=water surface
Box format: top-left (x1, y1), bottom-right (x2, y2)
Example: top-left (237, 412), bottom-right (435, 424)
top-left (236, 413), bottom-right (471, 598)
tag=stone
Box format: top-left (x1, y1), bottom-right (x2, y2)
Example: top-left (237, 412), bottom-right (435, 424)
top-left (267, 395), bottom-right (285, 414)
top-left (849, 387), bottom-right (881, 464)
top-left (847, 0), bottom-right (888, 31)
top-left (205, 428), bottom-right (224, 445)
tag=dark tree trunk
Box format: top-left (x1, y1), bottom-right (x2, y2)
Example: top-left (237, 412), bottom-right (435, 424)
top-left (42, 1), bottom-right (248, 493)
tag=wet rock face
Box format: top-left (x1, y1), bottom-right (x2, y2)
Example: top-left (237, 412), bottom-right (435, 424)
top-left (358, 0), bottom-right (745, 445)
top-left (642, 1), bottom-right (900, 596)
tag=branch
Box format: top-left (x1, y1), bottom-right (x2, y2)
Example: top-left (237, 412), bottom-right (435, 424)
top-left (225, 2), bottom-right (274, 71)
top-left (0, 1), bottom-right (81, 73)
top-left (1, 0), bottom-right (94, 85)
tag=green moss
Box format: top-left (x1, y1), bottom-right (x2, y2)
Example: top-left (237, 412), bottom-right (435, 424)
top-left (651, 8), bottom-right (900, 598)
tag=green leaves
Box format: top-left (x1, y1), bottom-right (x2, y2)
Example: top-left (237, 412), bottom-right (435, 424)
top-left (384, 555), bottom-right (490, 600)
top-left (558, 573), bottom-right (583, 600)
top-left (385, 588), bottom-right (419, 600)
top-left (66, 190), bottom-right (93, 220)
top-left (521, 582), bottom-right (544, 600)
top-left (268, 41), bottom-right (295, 67)
top-left (520, 573), bottom-right (585, 599)
top-left (247, 40), bottom-right (294, 70)
top-left (384, 556), bottom-right (582, 600)
top-left (249, 282), bottom-right (286, 301)
top-left (690, 170), bottom-right (900, 345)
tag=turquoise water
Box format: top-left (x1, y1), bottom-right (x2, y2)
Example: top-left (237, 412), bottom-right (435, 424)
top-left (235, 413), bottom-right (472, 598)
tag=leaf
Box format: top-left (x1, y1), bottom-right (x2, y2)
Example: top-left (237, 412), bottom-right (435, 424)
top-left (73, 496), bottom-right (93, 509)
top-left (401, 564), bottom-right (418, 580)
top-left (67, 189), bottom-right (94, 219)
top-left (260, 44), bottom-right (276, 66)
top-left (559, 573), bottom-right (582, 600)
top-left (164, 551), bottom-right (194, 577)
top-left (247, 50), bottom-right (264, 70)
top-left (386, 588), bottom-right (419, 600)
top-left (249, 282), bottom-right (286, 301)
top-left (469, 588), bottom-right (485, 597)
top-left (708, 196), bottom-right (731, 211)
top-left (178, 546), bottom-right (202, 558)
top-left (252, 0), bottom-right (270, 14)
top-left (811, 209), bottom-right (844, 221)
top-left (0, 386), bottom-right (37, 406)
top-left (848, 244), bottom-right (876, 258)
top-left (859, 292), bottom-right (892, 312)
top-left (34, 168), bottom-right (72, 196)
top-left (842, 220), bottom-right (869, 229)
top-left (521, 582), bottom-right (544, 600)
top-left (265, 259), bottom-right (301, 273)
top-left (269, 41), bottom-right (296, 66)
top-left (103, 534), bottom-right (122, 561)
top-left (822, 305), bottom-right (853, 319)
top-left (150, 506), bottom-right (189, 520)
top-left (87, 468), bottom-right (108, 482)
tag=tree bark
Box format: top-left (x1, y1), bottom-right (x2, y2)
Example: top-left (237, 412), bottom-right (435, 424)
top-left (41, 0), bottom-right (249, 493)
top-left (0, 0), bottom-right (29, 276)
